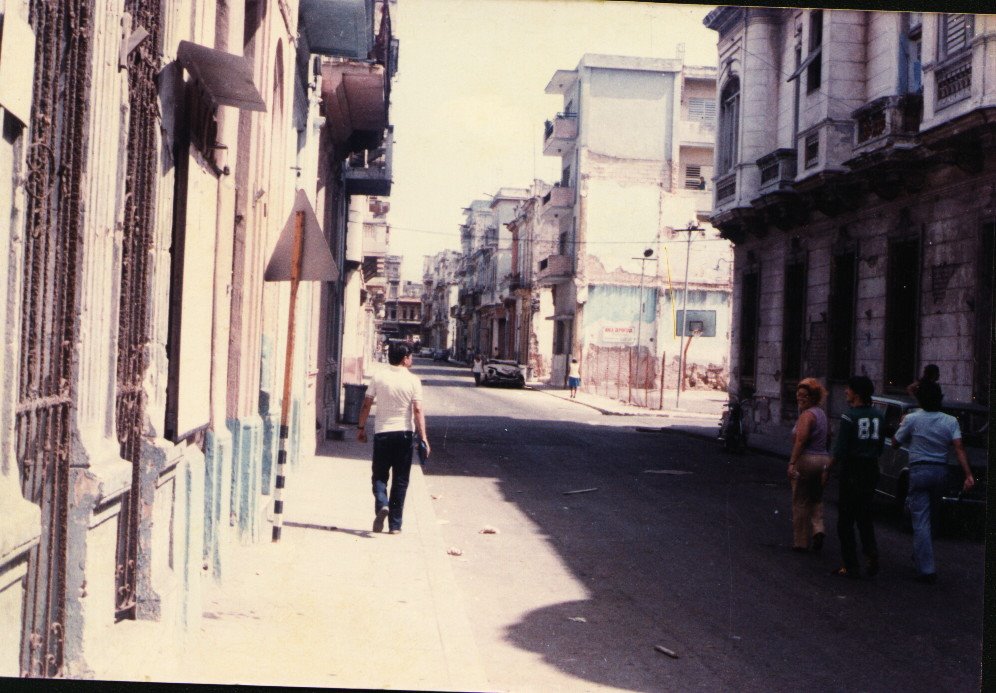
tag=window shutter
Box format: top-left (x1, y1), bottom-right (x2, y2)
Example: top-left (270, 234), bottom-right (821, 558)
top-left (943, 14), bottom-right (973, 56)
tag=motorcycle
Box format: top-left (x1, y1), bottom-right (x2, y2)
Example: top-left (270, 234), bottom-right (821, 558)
top-left (718, 392), bottom-right (750, 454)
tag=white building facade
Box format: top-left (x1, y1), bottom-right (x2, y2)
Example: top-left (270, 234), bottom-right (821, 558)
top-left (541, 54), bottom-right (734, 402)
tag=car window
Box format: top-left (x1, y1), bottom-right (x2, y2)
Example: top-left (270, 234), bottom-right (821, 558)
top-left (943, 407), bottom-right (988, 449)
top-left (876, 403), bottom-right (904, 439)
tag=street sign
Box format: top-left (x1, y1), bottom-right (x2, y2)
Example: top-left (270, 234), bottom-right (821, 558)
top-left (265, 189), bottom-right (338, 542)
top-left (264, 188), bottom-right (339, 282)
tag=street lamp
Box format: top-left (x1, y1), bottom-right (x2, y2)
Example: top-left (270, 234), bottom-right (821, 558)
top-left (631, 248), bottom-right (654, 404)
top-left (675, 222), bottom-right (705, 410)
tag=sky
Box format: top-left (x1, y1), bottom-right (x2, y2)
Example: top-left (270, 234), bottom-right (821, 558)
top-left (388, 0), bottom-right (720, 281)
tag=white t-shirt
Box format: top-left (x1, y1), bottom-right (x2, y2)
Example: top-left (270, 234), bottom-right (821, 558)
top-left (366, 365), bottom-right (423, 434)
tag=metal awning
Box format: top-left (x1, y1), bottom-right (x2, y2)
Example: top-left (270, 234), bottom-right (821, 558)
top-left (786, 49), bottom-right (821, 83)
top-left (300, 0), bottom-right (374, 58)
top-left (177, 41), bottom-right (266, 112)
top-left (545, 314), bottom-right (575, 321)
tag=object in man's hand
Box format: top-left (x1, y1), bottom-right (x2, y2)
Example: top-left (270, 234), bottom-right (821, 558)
top-left (416, 439), bottom-right (429, 465)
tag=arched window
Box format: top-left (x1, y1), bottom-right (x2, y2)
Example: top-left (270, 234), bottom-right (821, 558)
top-left (718, 77), bottom-right (740, 174)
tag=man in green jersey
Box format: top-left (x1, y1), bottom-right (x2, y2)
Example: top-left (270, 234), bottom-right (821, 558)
top-left (825, 375), bottom-right (884, 578)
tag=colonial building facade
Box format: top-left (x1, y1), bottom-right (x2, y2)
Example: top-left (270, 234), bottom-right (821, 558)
top-left (705, 8), bottom-right (994, 429)
top-left (0, 0), bottom-right (395, 678)
top-left (541, 53), bottom-right (734, 401)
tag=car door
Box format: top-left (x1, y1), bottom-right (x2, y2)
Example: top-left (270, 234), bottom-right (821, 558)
top-left (875, 402), bottom-right (906, 499)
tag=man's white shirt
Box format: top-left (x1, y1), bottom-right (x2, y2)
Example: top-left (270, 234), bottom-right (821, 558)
top-left (366, 364), bottom-right (423, 434)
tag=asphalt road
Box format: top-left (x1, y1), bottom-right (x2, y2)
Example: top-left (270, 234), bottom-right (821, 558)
top-left (414, 359), bottom-right (985, 693)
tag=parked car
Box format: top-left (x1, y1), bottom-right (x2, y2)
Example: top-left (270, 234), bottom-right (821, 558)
top-left (431, 347), bottom-right (449, 362)
top-left (480, 359), bottom-right (525, 388)
top-left (871, 394), bottom-right (987, 520)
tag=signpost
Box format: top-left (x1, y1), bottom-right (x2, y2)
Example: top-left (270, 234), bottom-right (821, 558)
top-left (264, 189), bottom-right (339, 542)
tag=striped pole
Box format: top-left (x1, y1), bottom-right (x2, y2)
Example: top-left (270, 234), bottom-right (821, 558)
top-left (272, 210), bottom-right (304, 542)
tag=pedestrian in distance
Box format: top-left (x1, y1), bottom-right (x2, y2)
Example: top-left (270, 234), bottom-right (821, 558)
top-left (356, 342), bottom-right (431, 534)
top-left (892, 380), bottom-right (974, 584)
top-left (787, 378), bottom-right (831, 553)
top-left (471, 353), bottom-right (484, 386)
top-left (567, 358), bottom-right (581, 399)
top-left (825, 375), bottom-right (884, 579)
top-left (906, 363), bottom-right (940, 398)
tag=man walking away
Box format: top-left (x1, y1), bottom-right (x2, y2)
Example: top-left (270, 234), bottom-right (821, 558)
top-left (893, 381), bottom-right (974, 584)
top-left (826, 376), bottom-right (884, 579)
top-left (356, 342), bottom-right (430, 534)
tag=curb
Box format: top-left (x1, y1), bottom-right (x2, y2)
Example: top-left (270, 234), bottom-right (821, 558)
top-left (527, 384), bottom-right (722, 421)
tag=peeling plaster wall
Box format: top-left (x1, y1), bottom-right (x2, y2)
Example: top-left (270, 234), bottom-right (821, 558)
top-left (731, 171), bottom-right (996, 430)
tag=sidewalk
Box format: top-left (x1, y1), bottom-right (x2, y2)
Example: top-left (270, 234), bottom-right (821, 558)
top-left (530, 380), bottom-right (793, 460)
top-left (91, 437), bottom-right (490, 691)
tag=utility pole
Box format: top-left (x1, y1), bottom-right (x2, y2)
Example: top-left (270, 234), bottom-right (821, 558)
top-left (631, 248), bottom-right (654, 404)
top-left (675, 222), bottom-right (704, 410)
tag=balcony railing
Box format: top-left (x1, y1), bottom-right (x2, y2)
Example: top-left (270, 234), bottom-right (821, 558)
top-left (543, 112), bottom-right (578, 156)
top-left (344, 128), bottom-right (393, 196)
top-left (756, 148), bottom-right (797, 192)
top-left (935, 53), bottom-right (972, 109)
top-left (852, 94), bottom-right (922, 151)
top-left (535, 254), bottom-right (573, 286)
top-left (715, 172), bottom-right (737, 205)
top-left (540, 184), bottom-right (575, 219)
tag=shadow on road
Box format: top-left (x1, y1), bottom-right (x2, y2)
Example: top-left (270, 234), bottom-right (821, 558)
top-left (420, 403), bottom-right (985, 692)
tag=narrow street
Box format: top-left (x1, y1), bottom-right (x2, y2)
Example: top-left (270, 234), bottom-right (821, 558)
top-left (417, 360), bottom-right (985, 692)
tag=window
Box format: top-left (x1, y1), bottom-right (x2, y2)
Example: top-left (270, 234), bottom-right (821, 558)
top-left (829, 251), bottom-right (856, 381)
top-left (973, 221), bottom-right (993, 404)
top-left (561, 165), bottom-right (571, 187)
top-left (718, 78), bottom-right (740, 174)
top-left (804, 132), bottom-right (819, 168)
top-left (884, 238), bottom-right (919, 390)
top-left (558, 231), bottom-right (569, 256)
top-left (782, 261), bottom-right (807, 382)
top-left (806, 11), bottom-right (823, 94)
top-left (676, 309), bottom-right (717, 337)
top-left (688, 97), bottom-right (716, 123)
top-left (939, 14), bottom-right (974, 60)
top-left (684, 165), bottom-right (706, 190)
top-left (904, 13), bottom-right (923, 94)
top-left (739, 270), bottom-right (760, 382)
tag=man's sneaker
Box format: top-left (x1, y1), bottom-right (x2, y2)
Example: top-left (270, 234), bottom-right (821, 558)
top-left (389, 528), bottom-right (402, 535)
top-left (373, 507), bottom-right (389, 533)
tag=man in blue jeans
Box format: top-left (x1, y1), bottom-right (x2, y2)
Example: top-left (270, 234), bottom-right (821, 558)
top-left (893, 381), bottom-right (974, 584)
top-left (356, 342), bottom-right (431, 534)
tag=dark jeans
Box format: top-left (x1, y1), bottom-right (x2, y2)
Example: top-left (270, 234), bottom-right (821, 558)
top-left (837, 465), bottom-right (879, 573)
top-left (372, 430), bottom-right (414, 531)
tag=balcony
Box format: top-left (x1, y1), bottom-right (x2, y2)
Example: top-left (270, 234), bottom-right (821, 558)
top-left (344, 127), bottom-right (393, 196)
top-left (540, 184), bottom-right (574, 220)
top-left (676, 118), bottom-right (716, 147)
top-left (935, 53), bottom-right (972, 111)
top-left (756, 148), bottom-right (797, 193)
top-left (850, 94), bottom-right (922, 156)
top-left (321, 60), bottom-right (387, 153)
top-left (542, 113), bottom-right (578, 156)
top-left (714, 171), bottom-right (737, 206)
top-left (534, 254), bottom-right (573, 286)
